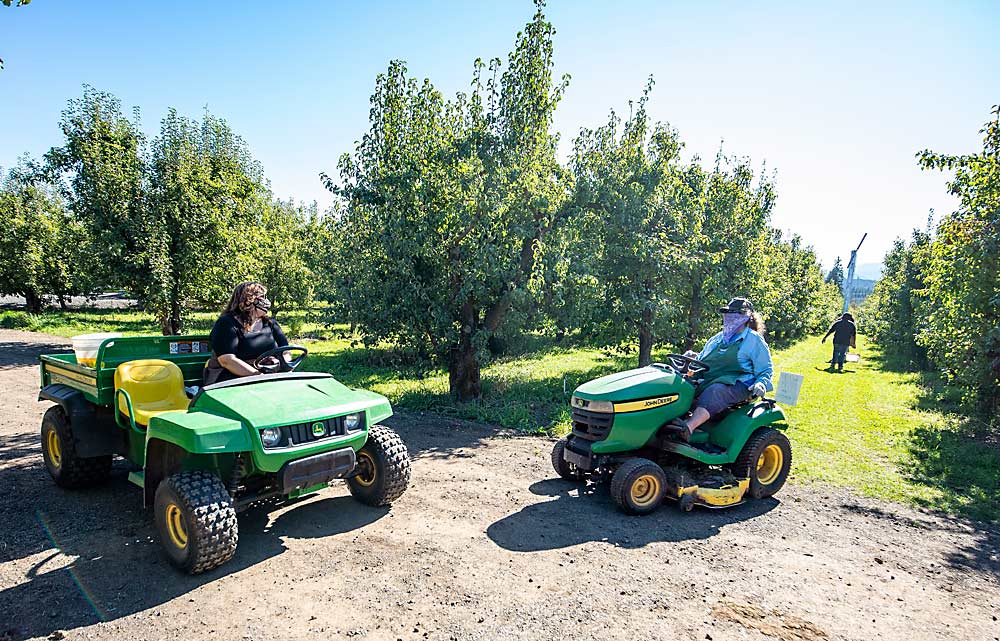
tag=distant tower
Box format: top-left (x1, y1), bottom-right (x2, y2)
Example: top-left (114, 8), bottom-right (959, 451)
top-left (842, 233), bottom-right (867, 313)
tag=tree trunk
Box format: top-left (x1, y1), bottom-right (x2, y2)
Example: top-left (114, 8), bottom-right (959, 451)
top-left (683, 278), bottom-right (704, 352)
top-left (638, 307), bottom-right (654, 367)
top-left (448, 339), bottom-right (481, 401)
top-left (24, 289), bottom-right (43, 314)
top-left (449, 297), bottom-right (481, 400)
top-left (160, 297), bottom-right (181, 335)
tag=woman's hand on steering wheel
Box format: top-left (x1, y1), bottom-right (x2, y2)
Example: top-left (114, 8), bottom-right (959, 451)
top-left (252, 345), bottom-right (308, 374)
top-left (664, 353), bottom-right (711, 379)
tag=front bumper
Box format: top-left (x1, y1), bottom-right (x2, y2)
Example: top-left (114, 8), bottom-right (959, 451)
top-left (278, 447), bottom-right (356, 493)
top-left (564, 436), bottom-right (599, 471)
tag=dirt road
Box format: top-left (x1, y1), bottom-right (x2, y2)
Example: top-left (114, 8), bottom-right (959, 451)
top-left (1, 329), bottom-right (997, 641)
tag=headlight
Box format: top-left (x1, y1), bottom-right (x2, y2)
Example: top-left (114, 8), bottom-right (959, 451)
top-left (571, 396), bottom-right (614, 413)
top-left (260, 427), bottom-right (283, 447)
top-left (344, 413), bottom-right (362, 431)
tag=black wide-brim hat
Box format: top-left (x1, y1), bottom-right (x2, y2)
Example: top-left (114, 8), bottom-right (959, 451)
top-left (718, 297), bottom-right (754, 314)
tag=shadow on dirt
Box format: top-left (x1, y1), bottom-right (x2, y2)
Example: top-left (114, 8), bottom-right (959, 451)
top-left (0, 406), bottom-right (489, 640)
top-left (0, 432), bottom-right (40, 462)
top-left (0, 474), bottom-right (387, 640)
top-left (487, 478), bottom-right (778, 552)
top-left (384, 412), bottom-right (498, 461)
top-left (841, 502), bottom-right (1000, 580)
top-left (0, 338), bottom-right (72, 370)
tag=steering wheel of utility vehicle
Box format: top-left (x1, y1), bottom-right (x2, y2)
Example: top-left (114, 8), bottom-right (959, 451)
top-left (253, 345), bottom-right (308, 374)
top-left (663, 353), bottom-right (711, 380)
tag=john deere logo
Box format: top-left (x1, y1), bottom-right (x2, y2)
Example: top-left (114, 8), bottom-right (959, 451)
top-left (612, 394), bottom-right (680, 413)
top-left (311, 422), bottom-right (326, 437)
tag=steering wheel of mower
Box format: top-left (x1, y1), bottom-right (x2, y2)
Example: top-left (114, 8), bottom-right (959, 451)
top-left (253, 345), bottom-right (308, 374)
top-left (662, 353), bottom-right (711, 381)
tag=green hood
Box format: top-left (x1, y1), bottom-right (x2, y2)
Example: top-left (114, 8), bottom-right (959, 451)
top-left (192, 375), bottom-right (392, 428)
top-left (574, 366), bottom-right (687, 402)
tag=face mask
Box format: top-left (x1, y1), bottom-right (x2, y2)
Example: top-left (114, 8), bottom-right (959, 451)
top-left (722, 313), bottom-right (749, 341)
top-left (253, 297), bottom-right (272, 313)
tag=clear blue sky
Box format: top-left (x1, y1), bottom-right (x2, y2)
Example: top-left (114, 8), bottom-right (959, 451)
top-left (2, 1), bottom-right (997, 272)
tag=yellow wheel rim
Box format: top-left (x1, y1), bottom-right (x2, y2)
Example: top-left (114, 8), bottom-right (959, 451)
top-left (756, 444), bottom-right (783, 485)
top-left (354, 452), bottom-right (377, 487)
top-left (630, 474), bottom-right (661, 507)
top-left (164, 503), bottom-right (188, 549)
top-left (46, 430), bottom-right (62, 469)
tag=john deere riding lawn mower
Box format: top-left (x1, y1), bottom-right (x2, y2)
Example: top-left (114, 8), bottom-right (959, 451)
top-left (38, 335), bottom-right (410, 574)
top-left (551, 353), bottom-right (791, 514)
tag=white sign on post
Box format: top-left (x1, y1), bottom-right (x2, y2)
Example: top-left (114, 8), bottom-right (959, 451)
top-left (774, 372), bottom-right (804, 406)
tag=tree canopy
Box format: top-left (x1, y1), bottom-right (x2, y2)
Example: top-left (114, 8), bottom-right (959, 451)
top-left (327, 5), bottom-right (570, 399)
top-left (865, 105), bottom-right (1000, 420)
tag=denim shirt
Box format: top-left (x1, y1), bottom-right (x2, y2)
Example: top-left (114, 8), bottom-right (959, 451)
top-left (698, 326), bottom-right (774, 391)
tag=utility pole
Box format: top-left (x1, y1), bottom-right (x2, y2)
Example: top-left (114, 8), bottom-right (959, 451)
top-left (842, 233), bottom-right (867, 313)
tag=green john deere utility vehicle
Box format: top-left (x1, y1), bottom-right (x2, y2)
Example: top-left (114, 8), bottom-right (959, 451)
top-left (38, 335), bottom-right (410, 574)
top-left (552, 353), bottom-right (791, 514)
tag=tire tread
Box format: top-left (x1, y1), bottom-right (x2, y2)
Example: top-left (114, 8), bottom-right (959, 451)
top-left (347, 424), bottom-right (411, 506)
top-left (732, 427), bottom-right (792, 499)
top-left (551, 438), bottom-right (585, 481)
top-left (41, 406), bottom-right (112, 488)
top-left (610, 457), bottom-right (666, 515)
top-left (157, 470), bottom-right (238, 574)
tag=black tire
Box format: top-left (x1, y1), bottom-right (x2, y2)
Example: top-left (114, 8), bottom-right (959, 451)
top-left (732, 427), bottom-right (792, 499)
top-left (154, 471), bottom-right (238, 574)
top-left (347, 424), bottom-right (411, 506)
top-left (610, 457), bottom-right (667, 515)
top-left (551, 438), bottom-right (586, 481)
top-left (40, 406), bottom-right (112, 488)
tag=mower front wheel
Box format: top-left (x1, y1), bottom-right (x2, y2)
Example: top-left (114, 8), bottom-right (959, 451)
top-left (733, 427), bottom-right (792, 499)
top-left (347, 424), bottom-right (411, 507)
top-left (154, 471), bottom-right (238, 575)
top-left (551, 438), bottom-right (586, 481)
top-left (611, 458), bottom-right (667, 515)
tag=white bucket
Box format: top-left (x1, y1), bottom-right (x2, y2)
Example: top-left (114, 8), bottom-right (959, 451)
top-left (71, 333), bottom-right (122, 368)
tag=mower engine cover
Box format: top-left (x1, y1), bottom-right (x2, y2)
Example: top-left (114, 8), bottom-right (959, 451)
top-left (570, 365), bottom-right (696, 454)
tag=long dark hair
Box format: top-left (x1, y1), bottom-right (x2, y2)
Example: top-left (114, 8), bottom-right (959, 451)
top-left (222, 281), bottom-right (269, 332)
top-left (749, 312), bottom-right (766, 336)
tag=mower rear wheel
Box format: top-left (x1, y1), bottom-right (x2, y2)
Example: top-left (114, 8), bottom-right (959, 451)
top-left (732, 427), bottom-right (792, 499)
top-left (347, 424), bottom-right (411, 506)
top-left (40, 406), bottom-right (112, 488)
top-left (154, 471), bottom-right (238, 574)
top-left (551, 438), bottom-right (586, 481)
top-left (611, 458), bottom-right (667, 515)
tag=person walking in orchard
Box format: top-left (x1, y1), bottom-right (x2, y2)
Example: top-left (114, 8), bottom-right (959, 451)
top-left (822, 312), bottom-right (857, 371)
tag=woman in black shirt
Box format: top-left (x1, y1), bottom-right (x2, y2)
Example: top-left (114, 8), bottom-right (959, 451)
top-left (205, 281), bottom-right (289, 384)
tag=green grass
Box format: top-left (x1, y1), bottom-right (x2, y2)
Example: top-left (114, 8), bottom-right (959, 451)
top-left (9, 308), bottom-right (999, 521)
top-left (771, 337), bottom-right (999, 521)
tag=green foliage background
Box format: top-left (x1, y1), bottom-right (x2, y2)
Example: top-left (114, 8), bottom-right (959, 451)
top-left (863, 105), bottom-right (1000, 421)
top-left (9, 2), bottom-right (994, 415)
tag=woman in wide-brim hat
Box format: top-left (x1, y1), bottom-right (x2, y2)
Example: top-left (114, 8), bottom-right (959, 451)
top-left (675, 297), bottom-right (773, 440)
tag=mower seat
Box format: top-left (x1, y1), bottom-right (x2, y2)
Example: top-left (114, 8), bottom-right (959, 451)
top-left (114, 359), bottom-right (189, 426)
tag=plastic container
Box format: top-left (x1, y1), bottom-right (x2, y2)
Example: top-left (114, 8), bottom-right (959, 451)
top-left (71, 333), bottom-right (122, 368)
